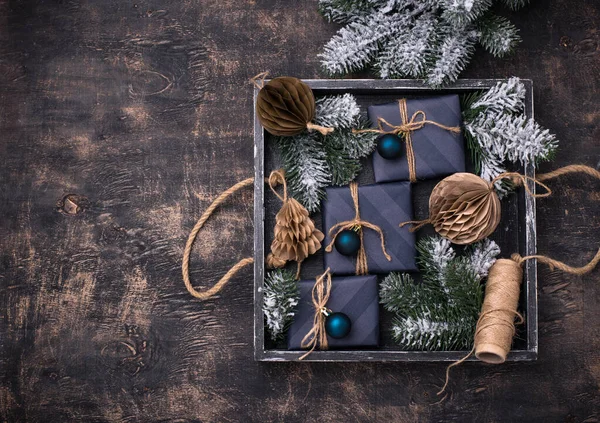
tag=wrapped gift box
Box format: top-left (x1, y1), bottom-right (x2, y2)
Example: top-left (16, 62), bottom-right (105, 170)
top-left (287, 275), bottom-right (379, 350)
top-left (323, 181), bottom-right (417, 274)
top-left (368, 95), bottom-right (466, 183)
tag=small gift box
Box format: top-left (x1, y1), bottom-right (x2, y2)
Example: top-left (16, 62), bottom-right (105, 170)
top-left (322, 181), bottom-right (417, 274)
top-left (368, 95), bottom-right (466, 183)
top-left (287, 274), bottom-right (379, 350)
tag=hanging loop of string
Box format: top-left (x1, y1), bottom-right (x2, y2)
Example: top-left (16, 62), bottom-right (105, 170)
top-left (182, 178), bottom-right (255, 300)
top-left (250, 71), bottom-right (269, 90)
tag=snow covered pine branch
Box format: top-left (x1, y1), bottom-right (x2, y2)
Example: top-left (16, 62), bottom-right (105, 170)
top-left (277, 94), bottom-right (378, 212)
top-left (463, 77), bottom-right (558, 193)
top-left (380, 236), bottom-right (500, 351)
top-left (318, 0), bottom-right (527, 86)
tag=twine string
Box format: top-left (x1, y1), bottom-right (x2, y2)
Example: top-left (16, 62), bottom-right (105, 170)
top-left (250, 71), bottom-right (269, 90)
top-left (306, 122), bottom-right (334, 136)
top-left (299, 268), bottom-right (332, 360)
top-left (492, 164), bottom-right (600, 198)
top-left (324, 182), bottom-right (391, 275)
top-left (353, 99), bottom-right (460, 182)
top-left (182, 177), bottom-right (255, 300)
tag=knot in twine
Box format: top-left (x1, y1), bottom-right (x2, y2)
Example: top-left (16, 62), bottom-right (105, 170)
top-left (354, 99), bottom-right (460, 182)
top-left (299, 268), bottom-right (333, 360)
top-left (324, 182), bottom-right (391, 275)
top-left (439, 247), bottom-right (600, 396)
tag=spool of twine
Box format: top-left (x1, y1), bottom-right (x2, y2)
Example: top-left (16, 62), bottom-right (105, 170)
top-left (474, 257), bottom-right (524, 364)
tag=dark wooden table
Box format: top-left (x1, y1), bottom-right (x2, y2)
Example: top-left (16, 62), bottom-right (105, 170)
top-left (1, 1), bottom-right (599, 422)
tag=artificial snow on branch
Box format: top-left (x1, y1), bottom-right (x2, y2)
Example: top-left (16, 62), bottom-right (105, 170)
top-left (318, 0), bottom-right (528, 86)
top-left (276, 94), bottom-right (378, 213)
top-left (463, 77), bottom-right (558, 193)
top-left (263, 269), bottom-right (300, 342)
top-left (380, 236), bottom-right (500, 351)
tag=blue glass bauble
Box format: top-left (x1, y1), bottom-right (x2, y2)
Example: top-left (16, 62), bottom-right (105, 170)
top-left (325, 312), bottom-right (352, 339)
top-left (334, 229), bottom-right (361, 256)
top-left (377, 134), bottom-right (403, 160)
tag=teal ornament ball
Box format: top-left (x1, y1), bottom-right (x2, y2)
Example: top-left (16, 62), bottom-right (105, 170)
top-left (377, 134), bottom-right (403, 160)
top-left (334, 229), bottom-right (361, 256)
top-left (325, 312), bottom-right (352, 339)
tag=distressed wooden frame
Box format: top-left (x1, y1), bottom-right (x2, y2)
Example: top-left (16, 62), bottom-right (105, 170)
top-left (253, 79), bottom-right (538, 362)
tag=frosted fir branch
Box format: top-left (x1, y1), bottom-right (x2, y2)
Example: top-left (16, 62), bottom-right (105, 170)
top-left (480, 154), bottom-right (508, 193)
top-left (470, 76), bottom-right (526, 116)
top-left (466, 112), bottom-right (558, 169)
top-left (478, 15), bottom-right (521, 57)
top-left (468, 238), bottom-right (500, 280)
top-left (392, 315), bottom-right (476, 350)
top-left (440, 0), bottom-right (493, 27)
top-left (323, 139), bottom-right (362, 185)
top-left (314, 94), bottom-right (361, 130)
top-left (501, 0), bottom-right (530, 10)
top-left (278, 133), bottom-right (331, 213)
top-left (380, 273), bottom-right (437, 315)
top-left (426, 27), bottom-right (478, 87)
top-left (320, 12), bottom-right (409, 75)
top-left (263, 269), bottom-right (300, 342)
top-left (382, 236), bottom-right (495, 351)
top-left (375, 13), bottom-right (438, 78)
top-left (323, 120), bottom-right (378, 159)
top-left (417, 236), bottom-right (455, 281)
top-left (318, 0), bottom-right (377, 23)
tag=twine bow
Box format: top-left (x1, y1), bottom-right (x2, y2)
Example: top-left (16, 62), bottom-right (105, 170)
top-left (299, 268), bottom-right (333, 360)
top-left (354, 99), bottom-right (461, 182)
top-left (325, 182), bottom-right (391, 275)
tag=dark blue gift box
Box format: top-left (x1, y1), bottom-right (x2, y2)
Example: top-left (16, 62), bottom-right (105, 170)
top-left (368, 95), bottom-right (466, 183)
top-left (287, 275), bottom-right (379, 350)
top-left (323, 181), bottom-right (417, 274)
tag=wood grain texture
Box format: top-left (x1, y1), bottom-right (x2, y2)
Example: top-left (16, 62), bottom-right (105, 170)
top-left (0, 0), bottom-right (598, 422)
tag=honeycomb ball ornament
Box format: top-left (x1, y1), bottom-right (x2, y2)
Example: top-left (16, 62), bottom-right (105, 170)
top-left (256, 77), bottom-right (317, 136)
top-left (428, 172), bottom-right (501, 245)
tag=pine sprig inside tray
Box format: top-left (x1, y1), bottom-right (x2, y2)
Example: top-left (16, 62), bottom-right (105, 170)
top-left (380, 236), bottom-right (500, 351)
top-left (275, 94), bottom-right (378, 213)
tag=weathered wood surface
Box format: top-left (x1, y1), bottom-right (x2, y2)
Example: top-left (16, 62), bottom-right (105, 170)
top-left (0, 0), bottom-right (598, 421)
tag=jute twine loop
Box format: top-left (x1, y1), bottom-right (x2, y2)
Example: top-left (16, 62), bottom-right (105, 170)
top-left (182, 177), bottom-right (255, 300)
top-left (353, 99), bottom-right (461, 182)
top-left (492, 164), bottom-right (600, 198)
top-left (299, 268), bottom-right (332, 360)
top-left (250, 71), bottom-right (269, 90)
top-left (324, 182), bottom-right (391, 275)
top-left (439, 247), bottom-right (600, 395)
